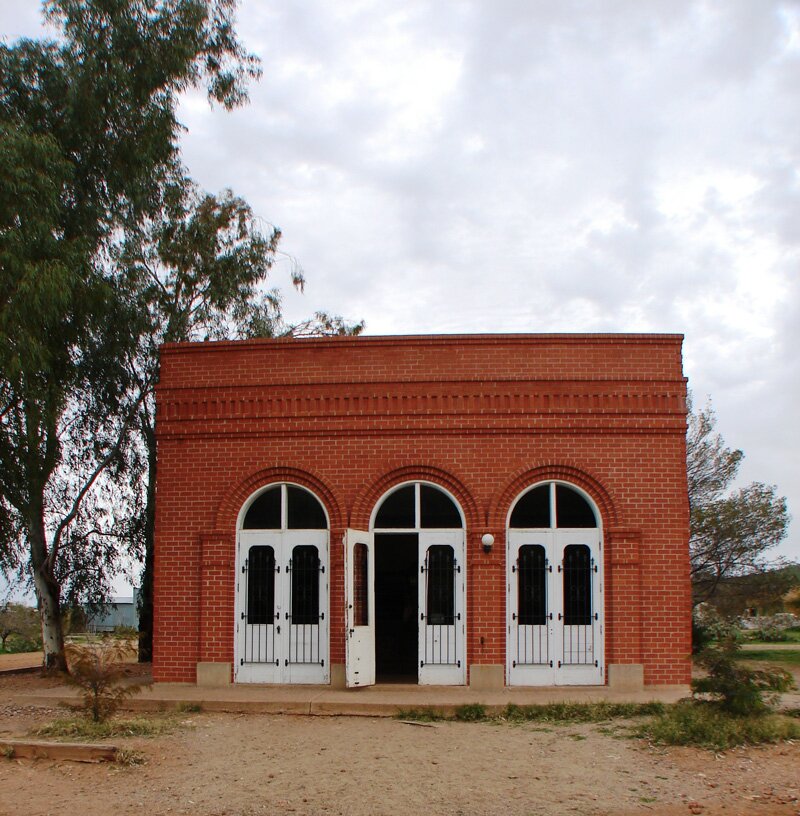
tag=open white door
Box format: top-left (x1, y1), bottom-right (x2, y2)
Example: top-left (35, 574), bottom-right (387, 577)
top-left (345, 529), bottom-right (375, 688)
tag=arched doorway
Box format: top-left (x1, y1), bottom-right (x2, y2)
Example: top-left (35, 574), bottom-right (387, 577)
top-left (506, 481), bottom-right (603, 686)
top-left (345, 482), bottom-right (466, 687)
top-left (235, 483), bottom-right (329, 684)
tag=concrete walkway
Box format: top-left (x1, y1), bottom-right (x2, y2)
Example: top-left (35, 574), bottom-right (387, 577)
top-left (5, 676), bottom-right (690, 717)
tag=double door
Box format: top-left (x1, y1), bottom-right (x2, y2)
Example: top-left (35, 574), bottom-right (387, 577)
top-left (507, 530), bottom-right (603, 685)
top-left (345, 529), bottom-right (466, 687)
top-left (235, 530), bottom-right (329, 684)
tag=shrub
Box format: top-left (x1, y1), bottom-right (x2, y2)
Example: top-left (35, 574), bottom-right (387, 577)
top-left (692, 633), bottom-right (794, 715)
top-left (752, 625), bottom-right (789, 642)
top-left (637, 701), bottom-right (800, 750)
top-left (64, 640), bottom-right (148, 722)
top-left (692, 604), bottom-right (736, 654)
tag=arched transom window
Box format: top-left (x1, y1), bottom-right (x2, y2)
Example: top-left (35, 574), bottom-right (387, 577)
top-left (243, 483), bottom-right (327, 530)
top-left (509, 482), bottom-right (598, 529)
top-left (373, 482), bottom-right (464, 530)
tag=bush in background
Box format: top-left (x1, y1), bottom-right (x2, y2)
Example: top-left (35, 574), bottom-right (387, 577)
top-left (692, 632), bottom-right (794, 715)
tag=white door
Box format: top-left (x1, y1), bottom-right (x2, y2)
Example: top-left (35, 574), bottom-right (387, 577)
top-left (507, 531), bottom-right (554, 685)
top-left (553, 531), bottom-right (603, 685)
top-left (236, 530), bottom-right (329, 684)
top-left (508, 530), bottom-right (603, 686)
top-left (345, 529), bottom-right (375, 688)
top-left (418, 531), bottom-right (466, 685)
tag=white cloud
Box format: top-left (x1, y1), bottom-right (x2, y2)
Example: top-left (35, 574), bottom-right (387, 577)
top-left (5, 0), bottom-right (800, 560)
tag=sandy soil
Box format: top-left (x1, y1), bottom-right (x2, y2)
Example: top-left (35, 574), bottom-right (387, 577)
top-left (1, 686), bottom-right (799, 816)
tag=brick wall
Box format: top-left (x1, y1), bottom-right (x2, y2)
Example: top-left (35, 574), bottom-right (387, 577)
top-left (153, 333), bottom-right (691, 685)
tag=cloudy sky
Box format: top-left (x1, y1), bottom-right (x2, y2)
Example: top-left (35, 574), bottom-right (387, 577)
top-left (3, 1), bottom-right (799, 564)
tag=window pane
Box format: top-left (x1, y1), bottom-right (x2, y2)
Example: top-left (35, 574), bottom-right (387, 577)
top-left (353, 542), bottom-right (369, 627)
top-left (291, 545), bottom-right (320, 625)
top-left (420, 484), bottom-right (462, 528)
top-left (510, 484), bottom-right (550, 528)
top-left (518, 545), bottom-right (547, 625)
top-left (426, 545), bottom-right (455, 625)
top-left (556, 485), bottom-right (596, 528)
top-left (562, 544), bottom-right (592, 625)
top-left (243, 486), bottom-right (281, 529)
top-left (247, 546), bottom-right (275, 625)
top-left (374, 484), bottom-right (415, 528)
top-left (287, 485), bottom-right (327, 529)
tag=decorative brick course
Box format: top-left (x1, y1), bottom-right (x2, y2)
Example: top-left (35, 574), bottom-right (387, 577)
top-left (154, 333), bottom-right (691, 685)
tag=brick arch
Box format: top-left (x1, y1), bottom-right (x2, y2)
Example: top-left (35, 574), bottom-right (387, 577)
top-left (350, 464), bottom-right (481, 531)
top-left (214, 466), bottom-right (345, 532)
top-left (488, 463), bottom-right (619, 531)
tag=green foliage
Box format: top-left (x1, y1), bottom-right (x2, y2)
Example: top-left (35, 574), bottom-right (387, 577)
top-left (752, 625), bottom-right (790, 643)
top-left (396, 701), bottom-right (665, 724)
top-left (35, 714), bottom-right (178, 740)
top-left (692, 634), bottom-right (795, 715)
top-left (0, 0), bottom-right (263, 670)
top-left (500, 701), bottom-right (665, 723)
top-left (64, 640), bottom-right (147, 722)
top-left (636, 701), bottom-right (800, 750)
top-left (453, 703), bottom-right (487, 721)
top-left (0, 603), bottom-right (41, 651)
top-left (687, 398), bottom-right (789, 605)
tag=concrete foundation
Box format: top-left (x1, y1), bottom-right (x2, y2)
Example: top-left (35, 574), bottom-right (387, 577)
top-left (196, 662), bottom-right (232, 687)
top-left (608, 664), bottom-right (644, 692)
top-left (469, 664), bottom-right (505, 691)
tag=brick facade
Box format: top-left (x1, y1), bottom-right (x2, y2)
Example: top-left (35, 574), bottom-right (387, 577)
top-left (153, 333), bottom-right (691, 686)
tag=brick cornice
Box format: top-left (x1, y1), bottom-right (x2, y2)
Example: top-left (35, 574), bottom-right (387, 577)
top-left (157, 381), bottom-right (685, 424)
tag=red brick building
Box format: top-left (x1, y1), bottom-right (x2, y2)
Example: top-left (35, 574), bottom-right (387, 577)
top-left (153, 334), bottom-right (691, 689)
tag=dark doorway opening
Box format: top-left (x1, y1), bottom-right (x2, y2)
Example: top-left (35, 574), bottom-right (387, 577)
top-left (375, 533), bottom-right (418, 682)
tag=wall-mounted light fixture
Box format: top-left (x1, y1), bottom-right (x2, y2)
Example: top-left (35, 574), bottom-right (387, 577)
top-left (481, 533), bottom-right (494, 553)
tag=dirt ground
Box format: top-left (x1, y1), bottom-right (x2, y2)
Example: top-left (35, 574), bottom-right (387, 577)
top-left (1, 669), bottom-right (799, 816)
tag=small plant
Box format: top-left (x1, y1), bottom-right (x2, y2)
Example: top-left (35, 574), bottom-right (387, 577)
top-left (64, 640), bottom-right (148, 723)
top-left (692, 632), bottom-right (794, 715)
top-left (114, 748), bottom-right (146, 766)
top-left (454, 703), bottom-right (486, 722)
top-left (176, 701), bottom-right (202, 713)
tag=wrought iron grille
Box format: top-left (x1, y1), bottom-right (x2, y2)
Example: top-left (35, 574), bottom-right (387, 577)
top-left (560, 544), bottom-right (596, 666)
top-left (512, 544), bottom-right (550, 666)
top-left (242, 546), bottom-right (278, 665)
top-left (421, 545), bottom-right (459, 666)
top-left (287, 545), bottom-right (324, 665)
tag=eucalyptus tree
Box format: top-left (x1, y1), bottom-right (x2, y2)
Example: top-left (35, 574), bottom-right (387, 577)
top-left (0, 0), bottom-right (260, 670)
top-left (687, 398), bottom-right (789, 604)
top-left (118, 171), bottom-right (362, 660)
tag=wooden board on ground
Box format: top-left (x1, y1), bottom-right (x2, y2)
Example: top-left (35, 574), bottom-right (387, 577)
top-left (0, 739), bottom-right (118, 762)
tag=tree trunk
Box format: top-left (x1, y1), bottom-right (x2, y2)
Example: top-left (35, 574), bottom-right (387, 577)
top-left (137, 417), bottom-right (156, 663)
top-left (29, 508), bottom-right (67, 672)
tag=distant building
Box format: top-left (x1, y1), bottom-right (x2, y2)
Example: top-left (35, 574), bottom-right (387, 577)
top-left (85, 591), bottom-right (139, 632)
